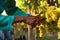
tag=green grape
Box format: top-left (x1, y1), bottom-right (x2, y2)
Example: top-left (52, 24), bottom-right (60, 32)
top-left (39, 23), bottom-right (45, 37)
top-left (50, 11), bottom-right (57, 21)
top-left (58, 31), bottom-right (60, 39)
top-left (56, 8), bottom-right (60, 17)
top-left (57, 17), bottom-right (60, 29)
top-left (15, 0), bottom-right (27, 12)
top-left (58, 0), bottom-right (60, 4)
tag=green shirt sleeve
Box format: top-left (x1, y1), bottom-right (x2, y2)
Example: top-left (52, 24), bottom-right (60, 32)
top-left (13, 9), bottom-right (29, 16)
top-left (0, 15), bottom-right (14, 30)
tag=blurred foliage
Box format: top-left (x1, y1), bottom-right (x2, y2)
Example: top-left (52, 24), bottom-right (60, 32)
top-left (14, 0), bottom-right (60, 38)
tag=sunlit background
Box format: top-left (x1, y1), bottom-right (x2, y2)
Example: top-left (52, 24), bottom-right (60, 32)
top-left (2, 0), bottom-right (60, 40)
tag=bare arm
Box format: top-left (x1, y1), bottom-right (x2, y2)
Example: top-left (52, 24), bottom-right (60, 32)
top-left (13, 16), bottom-right (43, 28)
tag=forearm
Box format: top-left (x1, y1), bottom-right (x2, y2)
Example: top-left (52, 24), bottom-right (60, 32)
top-left (13, 16), bottom-right (25, 23)
top-left (13, 14), bottom-right (33, 23)
top-left (13, 15), bottom-right (44, 28)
